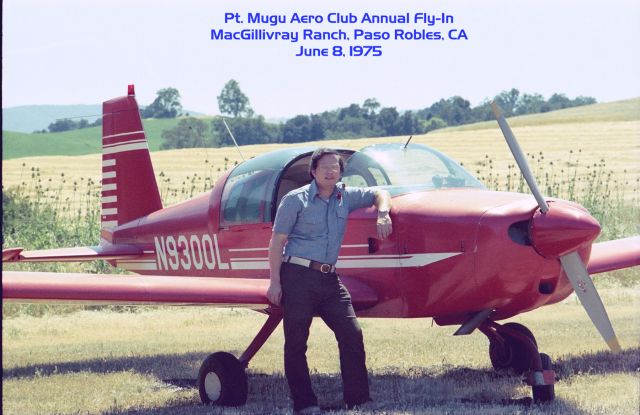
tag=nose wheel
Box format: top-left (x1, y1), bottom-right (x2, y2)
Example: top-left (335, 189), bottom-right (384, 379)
top-left (480, 321), bottom-right (556, 402)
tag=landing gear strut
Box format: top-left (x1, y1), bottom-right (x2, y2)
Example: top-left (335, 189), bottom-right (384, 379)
top-left (480, 321), bottom-right (555, 402)
top-left (198, 311), bottom-right (282, 406)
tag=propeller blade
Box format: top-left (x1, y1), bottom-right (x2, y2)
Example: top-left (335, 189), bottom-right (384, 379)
top-left (491, 102), bottom-right (550, 214)
top-left (560, 251), bottom-right (621, 352)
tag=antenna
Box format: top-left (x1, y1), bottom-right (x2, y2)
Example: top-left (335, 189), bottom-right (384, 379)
top-left (222, 118), bottom-right (245, 161)
top-left (403, 135), bottom-right (413, 149)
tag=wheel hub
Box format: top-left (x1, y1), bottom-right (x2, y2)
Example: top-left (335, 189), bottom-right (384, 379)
top-left (204, 372), bottom-right (222, 401)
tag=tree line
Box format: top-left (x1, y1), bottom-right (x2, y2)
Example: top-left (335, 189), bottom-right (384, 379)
top-left (37, 81), bottom-right (596, 142)
top-left (160, 81), bottom-right (596, 149)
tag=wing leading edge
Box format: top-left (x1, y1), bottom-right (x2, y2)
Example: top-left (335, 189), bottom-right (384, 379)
top-left (587, 236), bottom-right (640, 275)
top-left (1, 272), bottom-right (379, 311)
top-left (2, 245), bottom-right (143, 263)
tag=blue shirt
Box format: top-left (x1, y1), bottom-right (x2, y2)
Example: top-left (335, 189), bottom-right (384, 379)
top-left (273, 180), bottom-right (377, 264)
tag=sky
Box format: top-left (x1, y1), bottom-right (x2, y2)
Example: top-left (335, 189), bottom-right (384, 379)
top-left (3, 0), bottom-right (640, 119)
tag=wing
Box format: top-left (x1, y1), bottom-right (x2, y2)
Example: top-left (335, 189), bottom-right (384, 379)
top-left (3, 244), bottom-right (142, 262)
top-left (587, 236), bottom-right (640, 274)
top-left (1, 271), bottom-right (378, 311)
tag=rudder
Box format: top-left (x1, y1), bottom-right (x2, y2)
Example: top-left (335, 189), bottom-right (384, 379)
top-left (101, 85), bottom-right (162, 230)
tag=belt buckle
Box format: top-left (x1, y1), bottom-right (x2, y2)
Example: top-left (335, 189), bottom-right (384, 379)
top-left (319, 264), bottom-right (331, 274)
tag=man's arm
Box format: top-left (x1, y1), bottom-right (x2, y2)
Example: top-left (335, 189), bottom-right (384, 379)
top-left (267, 232), bottom-right (288, 306)
top-left (373, 189), bottom-right (393, 240)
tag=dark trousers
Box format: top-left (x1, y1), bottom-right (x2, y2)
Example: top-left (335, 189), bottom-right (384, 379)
top-left (280, 263), bottom-right (370, 411)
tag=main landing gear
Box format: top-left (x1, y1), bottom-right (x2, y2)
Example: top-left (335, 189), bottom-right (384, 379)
top-left (198, 312), bottom-right (282, 406)
top-left (479, 321), bottom-right (556, 402)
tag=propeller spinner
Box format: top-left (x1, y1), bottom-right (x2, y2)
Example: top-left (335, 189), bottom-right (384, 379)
top-left (491, 103), bottom-right (621, 353)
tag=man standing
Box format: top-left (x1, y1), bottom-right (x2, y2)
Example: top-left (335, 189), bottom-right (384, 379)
top-left (267, 148), bottom-right (392, 414)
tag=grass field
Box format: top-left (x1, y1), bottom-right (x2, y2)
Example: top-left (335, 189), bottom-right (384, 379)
top-left (2, 287), bottom-right (639, 414)
top-left (3, 119), bottom-right (639, 205)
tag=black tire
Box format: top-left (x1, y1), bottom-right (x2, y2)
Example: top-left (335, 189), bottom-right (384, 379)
top-left (503, 322), bottom-right (537, 375)
top-left (489, 337), bottom-right (513, 371)
top-left (533, 353), bottom-right (555, 402)
top-left (198, 352), bottom-right (248, 406)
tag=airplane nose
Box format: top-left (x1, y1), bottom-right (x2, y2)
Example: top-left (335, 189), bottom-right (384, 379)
top-left (529, 201), bottom-right (601, 258)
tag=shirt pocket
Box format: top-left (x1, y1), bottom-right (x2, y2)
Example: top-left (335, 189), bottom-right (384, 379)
top-left (335, 205), bottom-right (349, 235)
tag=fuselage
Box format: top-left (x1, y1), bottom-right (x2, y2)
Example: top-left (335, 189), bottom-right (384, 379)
top-left (106, 176), bottom-right (586, 323)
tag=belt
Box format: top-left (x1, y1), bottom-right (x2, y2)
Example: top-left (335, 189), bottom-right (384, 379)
top-left (283, 256), bottom-right (336, 274)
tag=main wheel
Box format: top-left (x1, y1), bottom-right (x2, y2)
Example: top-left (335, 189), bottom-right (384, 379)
top-left (532, 353), bottom-right (555, 402)
top-left (198, 352), bottom-right (248, 406)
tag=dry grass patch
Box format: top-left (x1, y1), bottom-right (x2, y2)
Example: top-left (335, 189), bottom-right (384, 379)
top-left (3, 287), bottom-right (639, 414)
top-left (3, 120), bottom-right (638, 207)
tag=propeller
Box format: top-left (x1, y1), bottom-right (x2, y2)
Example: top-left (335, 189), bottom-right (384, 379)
top-left (491, 102), bottom-right (621, 353)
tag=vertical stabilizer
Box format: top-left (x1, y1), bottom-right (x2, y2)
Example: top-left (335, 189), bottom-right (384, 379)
top-left (101, 85), bottom-right (162, 230)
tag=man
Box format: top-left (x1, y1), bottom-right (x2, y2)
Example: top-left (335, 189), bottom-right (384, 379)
top-left (267, 148), bottom-right (392, 414)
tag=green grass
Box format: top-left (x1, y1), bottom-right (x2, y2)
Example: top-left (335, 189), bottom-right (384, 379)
top-left (2, 288), bottom-right (639, 414)
top-left (1, 117), bottom-right (201, 160)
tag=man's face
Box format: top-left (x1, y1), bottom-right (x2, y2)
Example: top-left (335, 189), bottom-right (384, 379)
top-left (312, 154), bottom-right (341, 189)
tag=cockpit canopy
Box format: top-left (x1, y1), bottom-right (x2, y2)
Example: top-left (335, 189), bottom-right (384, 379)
top-left (343, 143), bottom-right (484, 195)
top-left (220, 143), bottom-right (484, 226)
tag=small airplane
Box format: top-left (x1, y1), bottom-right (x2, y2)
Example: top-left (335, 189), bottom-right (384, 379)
top-left (3, 86), bottom-right (639, 406)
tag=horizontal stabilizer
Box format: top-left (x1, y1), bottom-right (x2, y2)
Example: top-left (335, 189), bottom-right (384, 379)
top-left (1, 272), bottom-right (378, 310)
top-left (587, 236), bottom-right (640, 275)
top-left (2, 245), bottom-right (143, 263)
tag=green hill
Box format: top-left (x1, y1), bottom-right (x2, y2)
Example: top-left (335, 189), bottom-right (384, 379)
top-left (3, 98), bottom-right (639, 160)
top-left (2, 117), bottom-right (207, 160)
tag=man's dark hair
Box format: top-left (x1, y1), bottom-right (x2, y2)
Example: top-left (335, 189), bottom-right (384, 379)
top-left (309, 148), bottom-right (345, 179)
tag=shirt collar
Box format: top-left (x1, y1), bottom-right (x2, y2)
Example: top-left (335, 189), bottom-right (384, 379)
top-left (308, 180), bottom-right (344, 201)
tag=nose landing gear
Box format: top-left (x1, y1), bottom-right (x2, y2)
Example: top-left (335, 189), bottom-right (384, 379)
top-left (480, 321), bottom-right (556, 402)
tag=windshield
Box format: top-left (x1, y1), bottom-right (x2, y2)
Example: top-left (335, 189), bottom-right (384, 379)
top-left (343, 143), bottom-right (484, 195)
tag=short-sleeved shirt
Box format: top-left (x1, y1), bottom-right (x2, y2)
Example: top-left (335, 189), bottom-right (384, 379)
top-left (273, 180), bottom-right (377, 265)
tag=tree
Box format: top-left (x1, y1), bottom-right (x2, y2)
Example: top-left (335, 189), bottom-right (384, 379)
top-left (282, 115), bottom-right (312, 143)
top-left (362, 98), bottom-right (381, 117)
top-left (546, 93), bottom-right (571, 111)
top-left (398, 111), bottom-right (424, 135)
top-left (48, 118), bottom-right (77, 132)
top-left (493, 88), bottom-right (520, 116)
top-left (143, 87), bottom-right (182, 118)
top-left (425, 96), bottom-right (472, 126)
top-left (211, 116), bottom-right (278, 147)
top-left (377, 107), bottom-right (400, 135)
top-left (217, 80), bottom-right (252, 118)
top-left (515, 93), bottom-right (546, 115)
top-left (160, 118), bottom-right (208, 149)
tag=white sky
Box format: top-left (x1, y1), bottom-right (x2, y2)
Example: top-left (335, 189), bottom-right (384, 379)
top-left (3, 0), bottom-right (639, 118)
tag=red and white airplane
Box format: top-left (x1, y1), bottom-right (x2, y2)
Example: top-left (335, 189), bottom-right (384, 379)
top-left (3, 86), bottom-right (639, 405)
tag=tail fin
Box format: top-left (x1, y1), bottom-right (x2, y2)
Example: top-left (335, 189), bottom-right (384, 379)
top-left (101, 85), bottom-right (162, 231)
